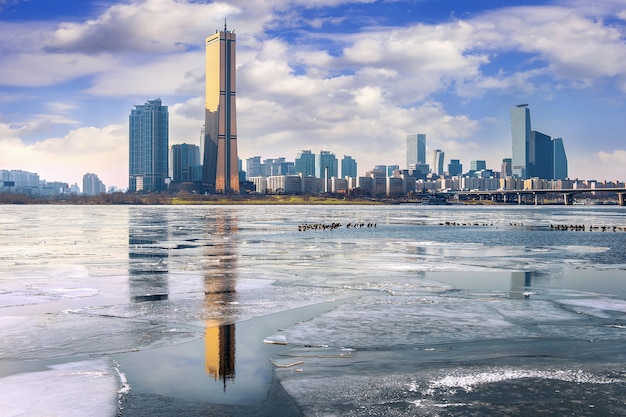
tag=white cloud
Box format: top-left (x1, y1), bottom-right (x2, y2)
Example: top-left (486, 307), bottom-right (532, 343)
top-left (0, 124), bottom-right (127, 188)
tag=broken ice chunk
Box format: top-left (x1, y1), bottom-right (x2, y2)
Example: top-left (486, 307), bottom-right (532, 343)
top-left (263, 334), bottom-right (288, 345)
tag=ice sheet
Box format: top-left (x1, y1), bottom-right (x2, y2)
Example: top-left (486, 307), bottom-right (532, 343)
top-left (0, 358), bottom-right (120, 417)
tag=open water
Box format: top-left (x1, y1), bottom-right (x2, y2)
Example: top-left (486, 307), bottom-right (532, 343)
top-left (1, 204), bottom-right (626, 416)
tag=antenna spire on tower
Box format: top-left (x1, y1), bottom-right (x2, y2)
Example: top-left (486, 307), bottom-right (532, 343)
top-left (224, 18), bottom-right (227, 32)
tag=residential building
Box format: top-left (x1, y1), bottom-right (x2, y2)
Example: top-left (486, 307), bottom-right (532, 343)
top-left (341, 155), bottom-right (357, 178)
top-left (295, 150), bottom-right (316, 176)
top-left (129, 98), bottom-right (169, 192)
top-left (316, 151), bottom-right (338, 179)
top-left (501, 158), bottom-right (512, 178)
top-left (83, 173), bottom-right (106, 196)
top-left (203, 26), bottom-right (239, 193)
top-left (246, 156), bottom-right (262, 180)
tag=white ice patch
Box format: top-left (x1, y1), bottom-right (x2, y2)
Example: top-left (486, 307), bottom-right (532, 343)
top-left (0, 358), bottom-right (120, 417)
top-left (557, 297), bottom-right (626, 316)
top-left (430, 368), bottom-right (622, 392)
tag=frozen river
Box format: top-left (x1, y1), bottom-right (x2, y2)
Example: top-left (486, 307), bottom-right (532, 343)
top-left (1, 204), bottom-right (626, 416)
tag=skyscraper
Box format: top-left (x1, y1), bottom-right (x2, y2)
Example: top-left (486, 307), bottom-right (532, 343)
top-left (448, 159), bottom-right (463, 176)
top-left (407, 134), bottom-right (426, 168)
top-left (510, 104), bottom-right (531, 179)
top-left (295, 150), bottom-right (316, 176)
top-left (203, 25), bottom-right (239, 193)
top-left (552, 138), bottom-right (568, 180)
top-left (129, 98), bottom-right (169, 192)
top-left (432, 149), bottom-right (445, 175)
top-left (83, 173), bottom-right (105, 196)
top-left (316, 151), bottom-right (338, 179)
top-left (501, 158), bottom-right (512, 178)
top-left (341, 155), bottom-right (357, 178)
top-left (170, 143), bottom-right (200, 182)
top-left (528, 131), bottom-right (553, 179)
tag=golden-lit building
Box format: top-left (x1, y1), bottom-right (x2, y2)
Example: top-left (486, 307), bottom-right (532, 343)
top-left (203, 24), bottom-right (240, 194)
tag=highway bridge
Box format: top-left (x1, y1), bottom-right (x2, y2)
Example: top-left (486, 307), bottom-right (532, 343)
top-left (441, 188), bottom-right (626, 206)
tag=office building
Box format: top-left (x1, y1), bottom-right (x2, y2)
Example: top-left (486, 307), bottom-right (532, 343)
top-left (295, 150), bottom-right (316, 176)
top-left (203, 25), bottom-right (239, 193)
top-left (407, 134), bottom-right (426, 167)
top-left (129, 98), bottom-right (169, 192)
top-left (528, 131), bottom-right (552, 179)
top-left (553, 138), bottom-right (568, 180)
top-left (432, 149), bottom-right (445, 175)
top-left (510, 104), bottom-right (531, 179)
top-left (341, 155), bottom-right (357, 178)
top-left (387, 165), bottom-right (400, 177)
top-left (448, 159), bottom-right (462, 177)
top-left (470, 160), bottom-right (487, 172)
top-left (170, 143), bottom-right (200, 182)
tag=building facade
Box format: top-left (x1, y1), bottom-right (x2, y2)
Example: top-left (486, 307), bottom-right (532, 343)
top-left (552, 138), bottom-right (568, 180)
top-left (203, 27), bottom-right (239, 193)
top-left (83, 173), bottom-right (105, 196)
top-left (315, 151), bottom-right (338, 179)
top-left (295, 150), bottom-right (316, 176)
top-left (170, 143), bottom-right (200, 182)
top-left (510, 104), bottom-right (531, 179)
top-left (407, 133), bottom-right (426, 167)
top-left (341, 155), bottom-right (357, 178)
top-left (432, 149), bottom-right (445, 175)
top-left (129, 98), bottom-right (169, 192)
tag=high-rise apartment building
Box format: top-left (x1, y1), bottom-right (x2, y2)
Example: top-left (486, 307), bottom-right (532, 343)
top-left (432, 149), bottom-right (445, 175)
top-left (170, 143), bottom-right (200, 182)
top-left (316, 151), bottom-right (338, 179)
top-left (295, 150), bottom-right (316, 176)
top-left (203, 25), bottom-right (239, 193)
top-left (407, 134), bottom-right (426, 167)
top-left (83, 173), bottom-right (105, 196)
top-left (510, 104), bottom-right (531, 179)
top-left (246, 156), bottom-right (262, 179)
top-left (341, 155), bottom-right (357, 178)
top-left (129, 98), bottom-right (169, 192)
top-left (470, 160), bottom-right (487, 172)
top-left (501, 158), bottom-right (512, 178)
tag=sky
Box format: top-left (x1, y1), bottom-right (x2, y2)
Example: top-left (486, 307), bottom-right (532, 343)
top-left (1, 0), bottom-right (626, 190)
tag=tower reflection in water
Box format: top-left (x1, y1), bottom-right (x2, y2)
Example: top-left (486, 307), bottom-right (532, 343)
top-left (203, 212), bottom-right (238, 388)
top-left (128, 208), bottom-right (169, 303)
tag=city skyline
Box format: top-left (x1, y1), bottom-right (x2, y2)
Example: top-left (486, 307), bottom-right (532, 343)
top-left (1, 0), bottom-right (626, 189)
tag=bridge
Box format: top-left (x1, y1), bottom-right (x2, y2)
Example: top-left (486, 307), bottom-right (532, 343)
top-left (443, 188), bottom-right (626, 206)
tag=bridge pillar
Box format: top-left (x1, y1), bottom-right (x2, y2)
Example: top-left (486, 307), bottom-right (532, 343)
top-left (518, 193), bottom-right (522, 205)
top-left (619, 193), bottom-right (625, 206)
top-left (563, 193), bottom-right (571, 205)
top-left (534, 193), bottom-right (539, 205)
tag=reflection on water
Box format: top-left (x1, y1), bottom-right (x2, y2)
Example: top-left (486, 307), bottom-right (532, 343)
top-left (203, 212), bottom-right (238, 386)
top-left (128, 208), bottom-right (169, 303)
top-left (125, 208), bottom-right (240, 394)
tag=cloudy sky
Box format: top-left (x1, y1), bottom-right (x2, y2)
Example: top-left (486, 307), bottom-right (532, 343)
top-left (1, 0), bottom-right (626, 190)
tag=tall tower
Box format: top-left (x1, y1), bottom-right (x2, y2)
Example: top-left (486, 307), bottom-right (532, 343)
top-left (432, 149), bottom-right (445, 175)
top-left (510, 104), bottom-right (531, 179)
top-left (407, 134), bottom-right (426, 168)
top-left (203, 24), bottom-right (239, 193)
top-left (129, 99), bottom-right (169, 192)
top-left (552, 138), bottom-right (568, 180)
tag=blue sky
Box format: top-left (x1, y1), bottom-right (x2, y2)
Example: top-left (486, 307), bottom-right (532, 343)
top-left (1, 0), bottom-right (626, 189)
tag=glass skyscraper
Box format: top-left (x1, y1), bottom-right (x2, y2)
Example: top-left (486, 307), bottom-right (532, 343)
top-left (341, 155), bottom-right (357, 178)
top-left (129, 98), bottom-right (169, 192)
top-left (553, 138), bottom-right (568, 180)
top-left (406, 134), bottom-right (426, 168)
top-left (316, 151), bottom-right (338, 179)
top-left (170, 143), bottom-right (200, 182)
top-left (510, 104), bottom-right (531, 179)
top-left (432, 149), bottom-right (445, 175)
top-left (203, 26), bottom-right (239, 193)
top-left (295, 150), bottom-right (316, 176)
